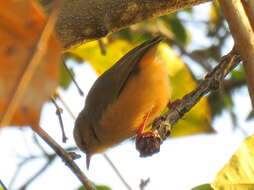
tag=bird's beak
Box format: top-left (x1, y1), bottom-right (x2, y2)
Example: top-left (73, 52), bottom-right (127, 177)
top-left (86, 153), bottom-right (91, 170)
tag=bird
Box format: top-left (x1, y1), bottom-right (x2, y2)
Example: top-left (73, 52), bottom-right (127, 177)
top-left (74, 36), bottom-right (171, 169)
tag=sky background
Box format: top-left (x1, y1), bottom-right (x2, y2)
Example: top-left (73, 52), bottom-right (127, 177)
top-left (1, 2), bottom-right (254, 190)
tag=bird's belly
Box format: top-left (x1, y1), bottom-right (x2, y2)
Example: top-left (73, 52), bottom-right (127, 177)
top-left (98, 60), bottom-right (171, 149)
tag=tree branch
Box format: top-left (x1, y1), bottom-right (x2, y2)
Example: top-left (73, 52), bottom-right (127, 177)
top-left (136, 49), bottom-right (242, 157)
top-left (241, 0), bottom-right (254, 31)
top-left (33, 127), bottom-right (96, 190)
top-left (55, 0), bottom-right (212, 48)
top-left (139, 178), bottom-right (150, 190)
top-left (218, 0), bottom-right (254, 108)
top-left (0, 179), bottom-right (8, 190)
top-left (19, 157), bottom-right (55, 190)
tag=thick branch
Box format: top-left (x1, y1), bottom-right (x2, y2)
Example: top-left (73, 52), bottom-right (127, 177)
top-left (218, 0), bottom-right (254, 108)
top-left (56, 0), bottom-right (211, 48)
top-left (242, 0), bottom-right (254, 31)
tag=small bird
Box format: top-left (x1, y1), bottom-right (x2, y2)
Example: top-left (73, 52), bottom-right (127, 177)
top-left (74, 36), bottom-right (171, 169)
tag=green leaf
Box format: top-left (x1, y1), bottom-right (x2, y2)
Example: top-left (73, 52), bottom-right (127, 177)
top-left (69, 39), bottom-right (133, 75)
top-left (231, 69), bottom-right (245, 80)
top-left (78, 185), bottom-right (112, 190)
top-left (209, 93), bottom-right (234, 118)
top-left (117, 28), bottom-right (133, 41)
top-left (191, 184), bottom-right (214, 190)
top-left (59, 62), bottom-right (72, 89)
top-left (212, 135), bottom-right (254, 190)
top-left (183, 7), bottom-right (193, 13)
top-left (58, 52), bottom-right (84, 89)
top-left (96, 185), bottom-right (112, 190)
top-left (161, 15), bottom-right (189, 46)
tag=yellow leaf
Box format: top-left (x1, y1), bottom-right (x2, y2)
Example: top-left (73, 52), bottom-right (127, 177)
top-left (210, 3), bottom-right (219, 23)
top-left (69, 39), bottom-right (133, 75)
top-left (212, 136), bottom-right (254, 190)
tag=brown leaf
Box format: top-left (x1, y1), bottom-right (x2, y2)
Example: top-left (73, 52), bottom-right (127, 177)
top-left (0, 0), bottom-right (62, 129)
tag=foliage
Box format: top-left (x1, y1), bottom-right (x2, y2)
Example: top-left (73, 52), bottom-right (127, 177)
top-left (78, 185), bottom-right (112, 190)
top-left (191, 184), bottom-right (214, 190)
top-left (212, 135), bottom-right (254, 190)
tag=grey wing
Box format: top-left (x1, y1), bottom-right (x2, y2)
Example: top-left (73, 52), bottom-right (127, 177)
top-left (84, 36), bottom-right (163, 126)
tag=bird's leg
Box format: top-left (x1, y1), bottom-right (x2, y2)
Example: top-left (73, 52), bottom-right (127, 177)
top-left (136, 110), bottom-right (155, 137)
top-left (135, 109), bottom-right (161, 157)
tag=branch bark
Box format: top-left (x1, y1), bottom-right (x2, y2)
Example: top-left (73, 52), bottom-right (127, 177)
top-left (218, 0), bottom-right (254, 108)
top-left (241, 0), bottom-right (254, 31)
top-left (55, 0), bottom-right (212, 48)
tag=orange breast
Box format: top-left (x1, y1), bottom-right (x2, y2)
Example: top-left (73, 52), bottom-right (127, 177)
top-left (97, 53), bottom-right (171, 151)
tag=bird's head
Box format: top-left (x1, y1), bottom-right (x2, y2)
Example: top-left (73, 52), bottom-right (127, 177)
top-left (73, 111), bottom-right (103, 169)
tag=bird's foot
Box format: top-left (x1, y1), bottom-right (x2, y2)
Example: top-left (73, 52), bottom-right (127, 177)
top-left (135, 109), bottom-right (161, 157)
top-left (136, 131), bottom-right (161, 157)
top-left (138, 131), bottom-right (155, 137)
top-left (136, 110), bottom-right (155, 137)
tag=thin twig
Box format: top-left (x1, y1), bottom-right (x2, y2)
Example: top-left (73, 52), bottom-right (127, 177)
top-left (9, 156), bottom-right (37, 189)
top-left (51, 97), bottom-right (68, 143)
top-left (55, 93), bottom-right (77, 121)
top-left (103, 153), bottom-right (132, 190)
top-left (33, 126), bottom-right (96, 190)
top-left (33, 133), bottom-right (50, 157)
top-left (19, 157), bottom-right (55, 190)
top-left (14, 145), bottom-right (78, 189)
top-left (55, 92), bottom-right (76, 119)
top-left (98, 39), bottom-right (107, 55)
top-left (139, 178), bottom-right (150, 190)
top-left (0, 179), bottom-right (8, 190)
top-left (63, 62), bottom-right (84, 96)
